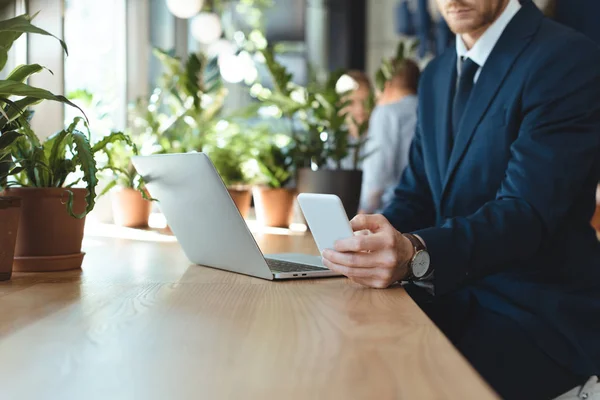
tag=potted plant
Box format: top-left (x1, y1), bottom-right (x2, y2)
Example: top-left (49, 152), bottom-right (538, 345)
top-left (296, 69), bottom-right (374, 218)
top-left (254, 134), bottom-right (296, 227)
top-left (255, 48), bottom-right (373, 218)
top-left (592, 184), bottom-right (600, 241)
top-left (2, 116), bottom-right (136, 272)
top-left (204, 126), bottom-right (254, 219)
top-left (0, 13), bottom-right (94, 273)
top-left (0, 131), bottom-right (22, 281)
top-left (99, 136), bottom-right (153, 228)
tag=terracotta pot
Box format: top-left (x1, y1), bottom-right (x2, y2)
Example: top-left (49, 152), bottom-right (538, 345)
top-left (227, 187), bottom-right (252, 220)
top-left (3, 188), bottom-right (88, 272)
top-left (593, 186), bottom-right (600, 240)
top-left (592, 205), bottom-right (600, 236)
top-left (111, 187), bottom-right (151, 228)
top-left (253, 187), bottom-right (296, 228)
top-left (0, 197), bottom-right (21, 281)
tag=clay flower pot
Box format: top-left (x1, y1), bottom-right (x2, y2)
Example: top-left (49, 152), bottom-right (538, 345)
top-left (0, 197), bottom-right (21, 281)
top-left (3, 187), bottom-right (88, 272)
top-left (111, 187), bottom-right (151, 228)
top-left (227, 186), bottom-right (252, 220)
top-left (593, 185), bottom-right (600, 240)
top-left (253, 187), bottom-right (296, 228)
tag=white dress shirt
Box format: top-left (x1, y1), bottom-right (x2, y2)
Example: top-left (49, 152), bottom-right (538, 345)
top-left (455, 0), bottom-right (522, 81)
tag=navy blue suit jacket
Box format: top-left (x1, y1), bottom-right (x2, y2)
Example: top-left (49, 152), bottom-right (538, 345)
top-left (555, 0), bottom-right (600, 46)
top-left (383, 1), bottom-right (600, 376)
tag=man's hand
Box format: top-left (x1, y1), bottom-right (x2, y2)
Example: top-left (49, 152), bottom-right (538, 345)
top-left (322, 214), bottom-right (415, 288)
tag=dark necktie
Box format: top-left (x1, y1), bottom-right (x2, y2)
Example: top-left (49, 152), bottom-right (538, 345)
top-left (452, 57), bottom-right (479, 139)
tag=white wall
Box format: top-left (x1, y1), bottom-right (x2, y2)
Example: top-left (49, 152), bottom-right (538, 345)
top-left (366, 0), bottom-right (410, 80)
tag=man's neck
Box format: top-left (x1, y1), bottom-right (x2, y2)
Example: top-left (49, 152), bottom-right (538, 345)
top-left (460, 0), bottom-right (511, 50)
top-left (379, 88), bottom-right (414, 106)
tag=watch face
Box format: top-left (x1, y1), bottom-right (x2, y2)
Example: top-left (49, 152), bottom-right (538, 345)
top-left (412, 251), bottom-right (431, 278)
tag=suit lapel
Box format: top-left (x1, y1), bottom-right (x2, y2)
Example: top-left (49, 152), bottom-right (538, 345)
top-left (441, 1), bottom-right (544, 197)
top-left (436, 52), bottom-right (457, 180)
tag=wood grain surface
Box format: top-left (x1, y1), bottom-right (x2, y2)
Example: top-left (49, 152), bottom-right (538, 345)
top-left (0, 223), bottom-right (498, 400)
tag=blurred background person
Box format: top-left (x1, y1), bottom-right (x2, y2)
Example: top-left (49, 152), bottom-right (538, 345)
top-left (331, 70), bottom-right (373, 170)
top-left (359, 59), bottom-right (420, 214)
top-left (344, 70), bottom-right (372, 142)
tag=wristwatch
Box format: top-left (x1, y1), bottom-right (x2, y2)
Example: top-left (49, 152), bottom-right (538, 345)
top-left (403, 233), bottom-right (432, 280)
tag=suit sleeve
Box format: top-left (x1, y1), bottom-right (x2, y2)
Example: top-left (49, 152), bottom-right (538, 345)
top-left (414, 38), bottom-right (600, 295)
top-left (382, 105), bottom-right (436, 233)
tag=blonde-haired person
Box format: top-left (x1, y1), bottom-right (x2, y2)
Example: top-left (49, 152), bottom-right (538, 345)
top-left (332, 70), bottom-right (373, 170)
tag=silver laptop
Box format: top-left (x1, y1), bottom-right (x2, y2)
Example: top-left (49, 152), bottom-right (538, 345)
top-left (132, 152), bottom-right (341, 280)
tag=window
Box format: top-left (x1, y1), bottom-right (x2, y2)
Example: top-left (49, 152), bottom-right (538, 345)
top-left (63, 0), bottom-right (127, 136)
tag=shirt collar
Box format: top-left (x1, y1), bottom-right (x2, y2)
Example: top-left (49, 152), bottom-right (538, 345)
top-left (455, 0), bottom-right (522, 68)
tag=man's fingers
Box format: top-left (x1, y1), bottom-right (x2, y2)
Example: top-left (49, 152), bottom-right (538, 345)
top-left (322, 258), bottom-right (374, 279)
top-left (334, 232), bottom-right (392, 253)
top-left (322, 249), bottom-right (373, 268)
top-left (350, 214), bottom-right (390, 233)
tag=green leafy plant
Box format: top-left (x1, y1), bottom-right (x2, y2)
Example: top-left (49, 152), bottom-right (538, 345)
top-left (254, 48), bottom-right (325, 169)
top-left (0, 130), bottom-right (21, 157)
top-left (207, 145), bottom-right (246, 187)
top-left (145, 48), bottom-right (226, 154)
top-left (0, 14), bottom-right (84, 132)
top-left (203, 122), bottom-right (256, 187)
top-left (308, 69), bottom-right (353, 170)
top-left (375, 39), bottom-right (419, 93)
top-left (2, 116), bottom-right (136, 218)
top-left (256, 48), bottom-right (372, 170)
top-left (0, 13), bottom-right (86, 190)
top-left (256, 134), bottom-right (294, 188)
top-left (97, 132), bottom-right (153, 200)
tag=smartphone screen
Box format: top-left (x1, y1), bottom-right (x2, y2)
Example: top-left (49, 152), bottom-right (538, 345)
top-left (297, 193), bottom-right (354, 254)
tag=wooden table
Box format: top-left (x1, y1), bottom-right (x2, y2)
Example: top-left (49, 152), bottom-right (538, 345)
top-left (0, 223), bottom-right (498, 400)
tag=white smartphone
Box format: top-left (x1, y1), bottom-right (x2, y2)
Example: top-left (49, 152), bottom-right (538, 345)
top-left (297, 193), bottom-right (354, 254)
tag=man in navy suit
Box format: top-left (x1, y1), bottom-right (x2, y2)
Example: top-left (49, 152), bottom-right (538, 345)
top-left (322, 0), bottom-right (600, 398)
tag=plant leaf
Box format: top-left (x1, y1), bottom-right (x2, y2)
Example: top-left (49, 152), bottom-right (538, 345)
top-left (0, 130), bottom-right (22, 151)
top-left (69, 131), bottom-right (97, 218)
top-left (98, 179), bottom-right (117, 198)
top-left (0, 13), bottom-right (68, 55)
top-left (0, 96), bottom-right (43, 130)
top-left (0, 80), bottom-right (87, 121)
top-left (46, 118), bottom-right (82, 169)
top-left (6, 64), bottom-right (49, 83)
top-left (91, 131), bottom-right (136, 155)
top-left (137, 179), bottom-right (156, 201)
top-left (184, 53), bottom-right (203, 110)
top-left (65, 177), bottom-right (82, 188)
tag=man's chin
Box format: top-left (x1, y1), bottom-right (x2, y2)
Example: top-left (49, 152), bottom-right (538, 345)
top-left (445, 20), bottom-right (478, 35)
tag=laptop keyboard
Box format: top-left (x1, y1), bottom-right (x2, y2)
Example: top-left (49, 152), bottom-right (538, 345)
top-left (265, 258), bottom-right (326, 273)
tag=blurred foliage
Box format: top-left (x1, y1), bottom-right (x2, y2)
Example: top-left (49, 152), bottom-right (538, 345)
top-left (130, 48), bottom-right (226, 155)
top-left (255, 133), bottom-right (293, 188)
top-left (250, 47), bottom-right (374, 171)
top-left (202, 121), bottom-right (260, 186)
top-left (97, 130), bottom-right (155, 199)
